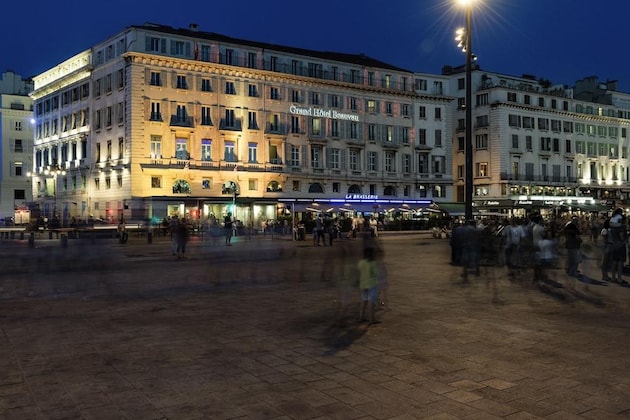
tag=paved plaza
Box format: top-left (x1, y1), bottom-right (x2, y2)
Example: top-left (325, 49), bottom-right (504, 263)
top-left (1, 232), bottom-right (630, 419)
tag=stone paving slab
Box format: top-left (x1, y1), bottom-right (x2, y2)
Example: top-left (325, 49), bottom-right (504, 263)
top-left (1, 234), bottom-right (630, 419)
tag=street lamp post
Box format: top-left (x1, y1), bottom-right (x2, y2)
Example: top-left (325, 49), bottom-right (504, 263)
top-left (44, 165), bottom-right (66, 221)
top-left (464, 5), bottom-right (473, 221)
top-left (455, 0), bottom-right (475, 221)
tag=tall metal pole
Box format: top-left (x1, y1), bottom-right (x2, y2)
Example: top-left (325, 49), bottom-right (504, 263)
top-left (464, 5), bottom-right (474, 221)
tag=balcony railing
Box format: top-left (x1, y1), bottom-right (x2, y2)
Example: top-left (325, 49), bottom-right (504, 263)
top-left (169, 115), bottom-right (194, 127)
top-left (142, 158), bottom-right (287, 173)
top-left (265, 123), bottom-right (288, 135)
top-left (219, 118), bottom-right (242, 131)
top-left (500, 173), bottom-right (577, 183)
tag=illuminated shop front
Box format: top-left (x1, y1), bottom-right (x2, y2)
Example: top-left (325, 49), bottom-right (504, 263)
top-left (278, 195), bottom-right (433, 219)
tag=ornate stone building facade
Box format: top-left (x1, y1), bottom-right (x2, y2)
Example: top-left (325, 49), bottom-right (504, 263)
top-left (30, 23), bottom-right (452, 225)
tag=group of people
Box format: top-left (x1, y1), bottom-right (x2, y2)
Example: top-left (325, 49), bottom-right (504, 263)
top-left (313, 215), bottom-right (341, 246)
top-left (450, 211), bottom-right (630, 287)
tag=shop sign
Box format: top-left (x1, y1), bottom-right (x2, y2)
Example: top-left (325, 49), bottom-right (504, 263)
top-left (345, 194), bottom-right (378, 200)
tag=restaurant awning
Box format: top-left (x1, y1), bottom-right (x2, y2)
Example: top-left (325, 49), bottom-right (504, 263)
top-left (567, 203), bottom-right (611, 213)
top-left (433, 202), bottom-right (478, 216)
top-left (288, 202), bottom-right (336, 213)
top-left (338, 203), bottom-right (383, 213)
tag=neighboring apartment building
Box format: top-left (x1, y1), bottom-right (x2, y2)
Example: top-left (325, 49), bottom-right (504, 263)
top-left (445, 65), bottom-right (630, 215)
top-left (30, 23), bottom-right (452, 226)
top-left (0, 71), bottom-right (34, 223)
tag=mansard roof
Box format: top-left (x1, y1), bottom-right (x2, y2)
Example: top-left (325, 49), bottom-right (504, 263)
top-left (134, 22), bottom-right (412, 73)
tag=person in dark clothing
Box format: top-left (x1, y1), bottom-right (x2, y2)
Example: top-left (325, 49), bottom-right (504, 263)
top-left (564, 216), bottom-right (582, 277)
top-left (175, 219), bottom-right (189, 259)
top-left (224, 212), bottom-right (233, 246)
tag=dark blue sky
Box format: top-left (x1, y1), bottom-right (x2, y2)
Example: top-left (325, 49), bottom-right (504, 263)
top-left (3, 0), bottom-right (629, 92)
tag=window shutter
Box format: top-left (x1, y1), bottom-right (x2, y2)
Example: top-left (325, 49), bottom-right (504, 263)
top-left (160, 39), bottom-right (166, 53)
top-left (185, 42), bottom-right (191, 58)
top-left (326, 147), bottom-right (331, 169)
top-left (341, 150), bottom-right (346, 170)
top-left (145, 37), bottom-right (151, 52)
top-left (170, 40), bottom-right (176, 55)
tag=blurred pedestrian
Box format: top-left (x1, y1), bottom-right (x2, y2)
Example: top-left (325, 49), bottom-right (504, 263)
top-left (608, 208), bottom-right (627, 284)
top-left (460, 220), bottom-right (480, 281)
top-left (376, 247), bottom-right (389, 311)
top-left (564, 216), bottom-right (582, 277)
top-left (315, 215), bottom-right (325, 246)
top-left (175, 218), bottom-right (189, 260)
top-left (357, 247), bottom-right (378, 324)
top-left (169, 216), bottom-right (178, 255)
top-left (600, 217), bottom-right (612, 282)
top-left (224, 212), bottom-right (233, 246)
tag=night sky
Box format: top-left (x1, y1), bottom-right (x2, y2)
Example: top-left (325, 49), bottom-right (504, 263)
top-left (3, 0), bottom-right (630, 92)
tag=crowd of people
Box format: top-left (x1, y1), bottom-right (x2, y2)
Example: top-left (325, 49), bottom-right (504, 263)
top-left (449, 211), bottom-right (630, 287)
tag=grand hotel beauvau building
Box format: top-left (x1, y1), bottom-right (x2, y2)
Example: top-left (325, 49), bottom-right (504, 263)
top-left (30, 22), bottom-right (452, 225)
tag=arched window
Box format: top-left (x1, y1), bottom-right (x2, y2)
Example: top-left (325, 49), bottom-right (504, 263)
top-left (172, 179), bottom-right (191, 194)
top-left (348, 184), bottom-right (362, 194)
top-left (383, 186), bottom-right (396, 196)
top-left (266, 181), bottom-right (282, 192)
top-left (222, 180), bottom-right (239, 194)
top-left (308, 182), bottom-right (324, 193)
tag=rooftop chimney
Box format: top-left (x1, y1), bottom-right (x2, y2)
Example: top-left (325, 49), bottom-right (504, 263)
top-left (189, 23), bottom-right (199, 32)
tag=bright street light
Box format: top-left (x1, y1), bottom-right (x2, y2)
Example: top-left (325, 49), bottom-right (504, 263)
top-left (454, 0), bottom-right (475, 221)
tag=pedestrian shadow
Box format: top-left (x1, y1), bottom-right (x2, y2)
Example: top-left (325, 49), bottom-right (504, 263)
top-left (552, 275), bottom-right (607, 307)
top-left (574, 274), bottom-right (608, 287)
top-left (324, 320), bottom-right (367, 355)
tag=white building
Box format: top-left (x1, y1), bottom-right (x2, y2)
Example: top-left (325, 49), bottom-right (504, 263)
top-left (444, 65), bottom-right (630, 215)
top-left (0, 71), bottom-right (34, 223)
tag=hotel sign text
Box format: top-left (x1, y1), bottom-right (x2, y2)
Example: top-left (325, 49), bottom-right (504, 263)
top-left (289, 106), bottom-right (360, 122)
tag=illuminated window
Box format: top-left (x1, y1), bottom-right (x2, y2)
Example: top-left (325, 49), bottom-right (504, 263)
top-left (172, 179), bottom-right (191, 194)
top-left (311, 118), bottom-right (321, 136)
top-left (175, 138), bottom-right (188, 160)
top-left (248, 142), bottom-right (257, 163)
top-left (150, 135), bottom-right (161, 159)
top-left (201, 139), bottom-right (211, 161)
top-left (476, 162), bottom-right (488, 177)
top-left (224, 141), bottom-right (235, 162)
